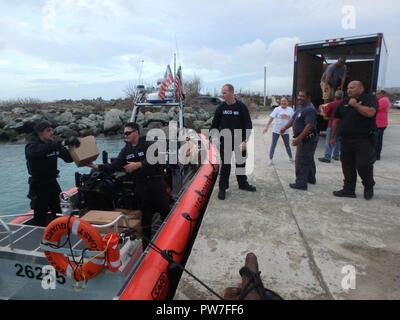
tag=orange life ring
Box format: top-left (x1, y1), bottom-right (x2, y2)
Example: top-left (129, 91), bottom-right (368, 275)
top-left (43, 216), bottom-right (105, 282)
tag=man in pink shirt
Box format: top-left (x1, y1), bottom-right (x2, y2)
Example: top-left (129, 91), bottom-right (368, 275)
top-left (375, 90), bottom-right (390, 160)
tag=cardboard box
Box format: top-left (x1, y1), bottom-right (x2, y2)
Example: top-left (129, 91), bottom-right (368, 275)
top-left (115, 208), bottom-right (143, 220)
top-left (69, 136), bottom-right (100, 167)
top-left (81, 210), bottom-right (142, 237)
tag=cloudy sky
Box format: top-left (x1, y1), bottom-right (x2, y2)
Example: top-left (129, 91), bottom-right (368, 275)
top-left (0, 0), bottom-right (399, 100)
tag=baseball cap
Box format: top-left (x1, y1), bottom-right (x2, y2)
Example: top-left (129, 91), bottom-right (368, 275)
top-left (34, 120), bottom-right (54, 133)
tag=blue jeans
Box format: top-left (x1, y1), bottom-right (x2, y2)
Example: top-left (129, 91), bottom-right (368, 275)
top-left (324, 128), bottom-right (341, 160)
top-left (270, 133), bottom-right (293, 160)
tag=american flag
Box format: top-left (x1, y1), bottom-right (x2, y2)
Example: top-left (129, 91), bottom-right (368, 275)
top-left (175, 66), bottom-right (184, 102)
top-left (158, 65), bottom-right (174, 100)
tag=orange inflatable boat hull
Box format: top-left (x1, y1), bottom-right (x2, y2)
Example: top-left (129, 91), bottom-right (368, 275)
top-left (119, 139), bottom-right (219, 300)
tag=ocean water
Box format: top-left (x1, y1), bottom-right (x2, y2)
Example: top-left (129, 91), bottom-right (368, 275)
top-left (0, 137), bottom-right (125, 219)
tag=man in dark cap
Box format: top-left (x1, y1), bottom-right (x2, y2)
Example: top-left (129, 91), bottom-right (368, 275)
top-left (25, 120), bottom-right (80, 226)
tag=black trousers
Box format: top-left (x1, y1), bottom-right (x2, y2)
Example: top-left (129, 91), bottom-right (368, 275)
top-left (295, 137), bottom-right (318, 187)
top-left (134, 177), bottom-right (170, 250)
top-left (340, 136), bottom-right (376, 192)
top-left (219, 140), bottom-right (248, 190)
top-left (375, 127), bottom-right (386, 160)
top-left (28, 179), bottom-right (62, 227)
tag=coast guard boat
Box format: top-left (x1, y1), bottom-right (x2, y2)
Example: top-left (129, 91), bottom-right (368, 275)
top-left (0, 96), bottom-right (219, 300)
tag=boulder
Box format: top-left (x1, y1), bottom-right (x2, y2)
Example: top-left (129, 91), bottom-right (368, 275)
top-left (147, 121), bottom-right (165, 130)
top-left (21, 115), bottom-right (43, 133)
top-left (55, 111), bottom-right (75, 125)
top-left (4, 119), bottom-right (25, 133)
top-left (184, 107), bottom-right (193, 114)
top-left (55, 126), bottom-right (79, 138)
top-left (192, 106), bottom-right (211, 121)
top-left (12, 107), bottom-right (27, 115)
top-left (122, 111), bottom-right (132, 123)
top-left (205, 116), bottom-right (214, 125)
top-left (0, 129), bottom-right (18, 142)
top-left (183, 113), bottom-right (197, 130)
top-left (136, 112), bottom-right (145, 123)
top-left (104, 109), bottom-right (124, 132)
top-left (69, 123), bottom-right (81, 132)
top-left (88, 114), bottom-right (97, 121)
top-left (146, 112), bottom-right (170, 126)
top-left (168, 107), bottom-right (177, 120)
top-left (193, 120), bottom-right (206, 132)
top-left (0, 114), bottom-right (12, 130)
top-left (78, 117), bottom-right (98, 130)
top-left (79, 128), bottom-right (97, 137)
top-left (40, 109), bottom-right (58, 123)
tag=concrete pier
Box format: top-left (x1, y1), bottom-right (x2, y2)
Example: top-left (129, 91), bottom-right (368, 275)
top-left (175, 109), bottom-right (400, 300)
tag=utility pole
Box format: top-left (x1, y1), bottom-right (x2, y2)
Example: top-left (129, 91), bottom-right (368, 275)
top-left (263, 66), bottom-right (267, 108)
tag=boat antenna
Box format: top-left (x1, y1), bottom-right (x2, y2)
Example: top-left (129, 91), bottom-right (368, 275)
top-left (138, 60), bottom-right (144, 85)
top-left (175, 34), bottom-right (181, 65)
top-left (174, 53), bottom-right (176, 80)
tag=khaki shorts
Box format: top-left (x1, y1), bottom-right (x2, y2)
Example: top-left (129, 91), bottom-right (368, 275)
top-left (320, 81), bottom-right (334, 101)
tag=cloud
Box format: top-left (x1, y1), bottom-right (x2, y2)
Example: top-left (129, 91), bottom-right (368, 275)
top-left (249, 77), bottom-right (293, 95)
top-left (27, 78), bottom-right (80, 85)
top-left (181, 37), bottom-right (299, 93)
top-left (0, 0), bottom-right (399, 100)
top-left (41, 1), bottom-right (56, 30)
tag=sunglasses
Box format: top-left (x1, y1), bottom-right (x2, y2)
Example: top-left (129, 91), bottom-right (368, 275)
top-left (123, 130), bottom-right (137, 136)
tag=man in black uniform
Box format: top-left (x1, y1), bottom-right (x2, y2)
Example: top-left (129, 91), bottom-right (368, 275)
top-left (280, 91), bottom-right (318, 190)
top-left (88, 123), bottom-right (169, 250)
top-left (25, 120), bottom-right (80, 226)
top-left (331, 81), bottom-right (378, 200)
top-left (211, 84), bottom-right (256, 200)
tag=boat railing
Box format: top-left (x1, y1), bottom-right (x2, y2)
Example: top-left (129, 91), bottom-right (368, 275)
top-left (0, 213), bottom-right (33, 219)
top-left (0, 217), bottom-right (14, 249)
top-left (91, 214), bottom-right (132, 234)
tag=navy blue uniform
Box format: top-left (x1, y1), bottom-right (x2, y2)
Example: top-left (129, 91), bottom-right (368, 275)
top-left (99, 138), bottom-right (169, 249)
top-left (25, 137), bottom-right (73, 226)
top-left (211, 101), bottom-right (253, 190)
top-left (334, 93), bottom-right (378, 193)
top-left (292, 104), bottom-right (318, 187)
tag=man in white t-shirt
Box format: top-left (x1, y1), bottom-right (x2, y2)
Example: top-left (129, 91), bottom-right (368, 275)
top-left (262, 97), bottom-right (294, 165)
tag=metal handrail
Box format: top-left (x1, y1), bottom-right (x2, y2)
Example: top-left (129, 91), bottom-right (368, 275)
top-left (40, 245), bottom-right (104, 258)
top-left (0, 218), bottom-right (13, 249)
top-left (92, 215), bottom-right (132, 234)
top-left (0, 213), bottom-right (33, 219)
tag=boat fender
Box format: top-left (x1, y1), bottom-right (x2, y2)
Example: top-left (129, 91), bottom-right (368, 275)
top-left (103, 233), bottom-right (122, 272)
top-left (43, 216), bottom-right (105, 282)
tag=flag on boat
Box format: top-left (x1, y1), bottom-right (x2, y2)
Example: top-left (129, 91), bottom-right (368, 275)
top-left (175, 66), bottom-right (184, 102)
top-left (158, 65), bottom-right (174, 100)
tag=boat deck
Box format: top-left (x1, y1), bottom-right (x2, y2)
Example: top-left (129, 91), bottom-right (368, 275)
top-left (0, 223), bottom-right (86, 254)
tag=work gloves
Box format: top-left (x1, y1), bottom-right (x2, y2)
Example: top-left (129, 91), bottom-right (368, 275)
top-left (64, 136), bottom-right (81, 148)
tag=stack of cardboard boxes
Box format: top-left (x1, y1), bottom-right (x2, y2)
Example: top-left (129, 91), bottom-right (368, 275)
top-left (82, 209), bottom-right (142, 237)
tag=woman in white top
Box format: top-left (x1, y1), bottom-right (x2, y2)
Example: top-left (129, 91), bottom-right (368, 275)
top-left (262, 97), bottom-right (294, 165)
